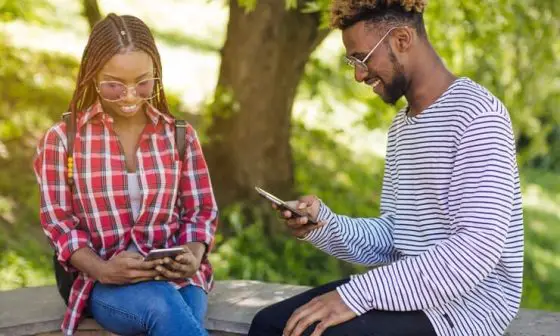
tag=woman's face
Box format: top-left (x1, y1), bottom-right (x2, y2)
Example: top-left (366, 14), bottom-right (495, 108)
top-left (95, 50), bottom-right (155, 119)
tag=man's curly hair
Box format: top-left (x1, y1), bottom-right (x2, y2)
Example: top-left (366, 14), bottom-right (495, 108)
top-left (331, 0), bottom-right (428, 36)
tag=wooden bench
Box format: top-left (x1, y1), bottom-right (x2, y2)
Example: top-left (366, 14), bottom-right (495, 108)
top-left (0, 280), bottom-right (558, 335)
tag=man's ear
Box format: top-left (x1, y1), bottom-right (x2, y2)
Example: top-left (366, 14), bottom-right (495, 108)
top-left (392, 27), bottom-right (414, 53)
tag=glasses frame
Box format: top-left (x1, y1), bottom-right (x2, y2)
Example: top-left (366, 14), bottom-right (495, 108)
top-left (344, 26), bottom-right (405, 73)
top-left (95, 77), bottom-right (161, 103)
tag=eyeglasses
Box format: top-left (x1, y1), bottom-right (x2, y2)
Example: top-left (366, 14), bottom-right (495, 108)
top-left (96, 78), bottom-right (161, 102)
top-left (344, 26), bottom-right (402, 73)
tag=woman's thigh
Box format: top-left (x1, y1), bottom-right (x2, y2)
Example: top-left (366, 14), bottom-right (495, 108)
top-left (89, 280), bottom-right (207, 336)
top-left (178, 284), bottom-right (208, 324)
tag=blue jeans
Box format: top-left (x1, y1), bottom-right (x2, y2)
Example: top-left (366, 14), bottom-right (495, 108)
top-left (89, 281), bottom-right (208, 336)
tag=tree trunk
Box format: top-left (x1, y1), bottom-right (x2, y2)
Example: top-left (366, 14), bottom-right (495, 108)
top-left (205, 0), bottom-right (328, 209)
top-left (82, 0), bottom-right (102, 31)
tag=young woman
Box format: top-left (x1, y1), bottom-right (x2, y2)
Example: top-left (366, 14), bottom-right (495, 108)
top-left (33, 13), bottom-right (218, 336)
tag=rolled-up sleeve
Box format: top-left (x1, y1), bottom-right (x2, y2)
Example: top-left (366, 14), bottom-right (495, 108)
top-left (175, 125), bottom-right (218, 252)
top-left (33, 125), bottom-right (90, 271)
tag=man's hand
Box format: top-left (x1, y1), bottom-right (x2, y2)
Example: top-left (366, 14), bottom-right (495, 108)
top-left (99, 251), bottom-right (162, 285)
top-left (155, 245), bottom-right (201, 280)
top-left (274, 195), bottom-right (325, 238)
top-left (283, 290), bottom-right (356, 336)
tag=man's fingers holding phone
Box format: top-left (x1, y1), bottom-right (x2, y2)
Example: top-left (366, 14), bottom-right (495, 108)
top-left (272, 195), bottom-right (326, 238)
top-left (289, 220), bottom-right (327, 238)
top-left (286, 216), bottom-right (311, 227)
top-left (276, 196), bottom-right (319, 221)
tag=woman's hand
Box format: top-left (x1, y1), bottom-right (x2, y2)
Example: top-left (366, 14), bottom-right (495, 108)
top-left (99, 251), bottom-right (162, 285)
top-left (154, 244), bottom-right (203, 280)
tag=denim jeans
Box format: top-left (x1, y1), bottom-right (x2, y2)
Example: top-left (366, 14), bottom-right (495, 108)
top-left (89, 280), bottom-right (208, 336)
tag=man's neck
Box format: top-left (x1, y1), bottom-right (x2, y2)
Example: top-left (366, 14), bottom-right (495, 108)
top-left (405, 47), bottom-right (457, 117)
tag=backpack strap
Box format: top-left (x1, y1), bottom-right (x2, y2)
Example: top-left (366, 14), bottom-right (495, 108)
top-left (62, 112), bottom-right (75, 188)
top-left (175, 120), bottom-right (187, 162)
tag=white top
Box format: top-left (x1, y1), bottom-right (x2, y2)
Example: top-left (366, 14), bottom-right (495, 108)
top-left (304, 78), bottom-right (523, 336)
top-left (127, 173), bottom-right (142, 221)
top-left (127, 172), bottom-right (142, 253)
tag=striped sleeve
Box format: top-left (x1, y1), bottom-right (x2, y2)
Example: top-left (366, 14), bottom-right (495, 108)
top-left (33, 125), bottom-right (90, 271)
top-left (336, 113), bottom-right (516, 314)
top-left (303, 159), bottom-right (400, 266)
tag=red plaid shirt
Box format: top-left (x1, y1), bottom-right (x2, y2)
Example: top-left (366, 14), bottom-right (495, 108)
top-left (33, 102), bottom-right (218, 335)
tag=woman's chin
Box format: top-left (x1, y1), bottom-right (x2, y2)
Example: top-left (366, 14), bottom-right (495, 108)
top-left (118, 103), bottom-right (142, 115)
top-left (104, 101), bottom-right (145, 119)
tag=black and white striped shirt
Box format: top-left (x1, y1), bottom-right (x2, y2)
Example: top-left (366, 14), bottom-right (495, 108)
top-left (305, 78), bottom-right (523, 336)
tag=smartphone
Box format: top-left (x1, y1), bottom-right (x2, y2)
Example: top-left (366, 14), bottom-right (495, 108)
top-left (144, 247), bottom-right (185, 261)
top-left (254, 186), bottom-right (318, 225)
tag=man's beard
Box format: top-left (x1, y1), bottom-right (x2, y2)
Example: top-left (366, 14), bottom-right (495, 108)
top-left (382, 48), bottom-right (407, 105)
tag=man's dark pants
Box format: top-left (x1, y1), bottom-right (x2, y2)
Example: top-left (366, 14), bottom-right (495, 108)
top-left (248, 279), bottom-right (437, 336)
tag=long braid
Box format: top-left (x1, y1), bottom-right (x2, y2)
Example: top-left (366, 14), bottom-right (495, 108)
top-left (66, 13), bottom-right (171, 186)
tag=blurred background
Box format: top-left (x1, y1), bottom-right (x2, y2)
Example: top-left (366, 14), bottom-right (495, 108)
top-left (1, 0), bottom-right (558, 312)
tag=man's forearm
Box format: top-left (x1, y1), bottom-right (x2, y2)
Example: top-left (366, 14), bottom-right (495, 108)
top-left (69, 247), bottom-right (107, 281)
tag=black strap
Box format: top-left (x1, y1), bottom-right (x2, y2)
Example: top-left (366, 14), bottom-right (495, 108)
top-left (175, 120), bottom-right (186, 161)
top-left (62, 112), bottom-right (74, 152)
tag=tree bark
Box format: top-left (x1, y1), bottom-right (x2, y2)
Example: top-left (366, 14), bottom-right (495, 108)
top-left (82, 0), bottom-right (102, 31)
top-left (205, 0), bottom-right (329, 209)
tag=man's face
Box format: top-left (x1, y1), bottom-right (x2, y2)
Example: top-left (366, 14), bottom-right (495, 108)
top-left (342, 21), bottom-right (409, 105)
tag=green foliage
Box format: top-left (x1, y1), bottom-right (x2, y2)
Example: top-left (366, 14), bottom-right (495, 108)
top-left (299, 44), bottom-right (404, 129)
top-left (0, 40), bottom-right (76, 288)
top-left (427, 0), bottom-right (560, 169)
top-left (152, 29), bottom-right (221, 52)
top-left (236, 0), bottom-right (296, 11)
top-left (211, 205), bottom-right (353, 285)
top-left (211, 121), bottom-right (378, 286)
top-left (519, 169), bottom-right (560, 310)
top-left (0, 0), bottom-right (53, 23)
top-left (236, 0), bottom-right (331, 27)
top-left (301, 0), bottom-right (560, 169)
top-left (0, 0), bottom-right (559, 315)
top-left (0, 250), bottom-right (54, 290)
top-left (236, 0), bottom-right (258, 12)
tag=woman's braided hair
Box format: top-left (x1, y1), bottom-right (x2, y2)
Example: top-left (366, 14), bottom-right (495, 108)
top-left (65, 13), bottom-right (169, 186)
top-left (68, 13), bottom-right (169, 117)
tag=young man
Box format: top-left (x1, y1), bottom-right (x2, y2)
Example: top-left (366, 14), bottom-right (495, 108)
top-left (248, 1), bottom-right (523, 336)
